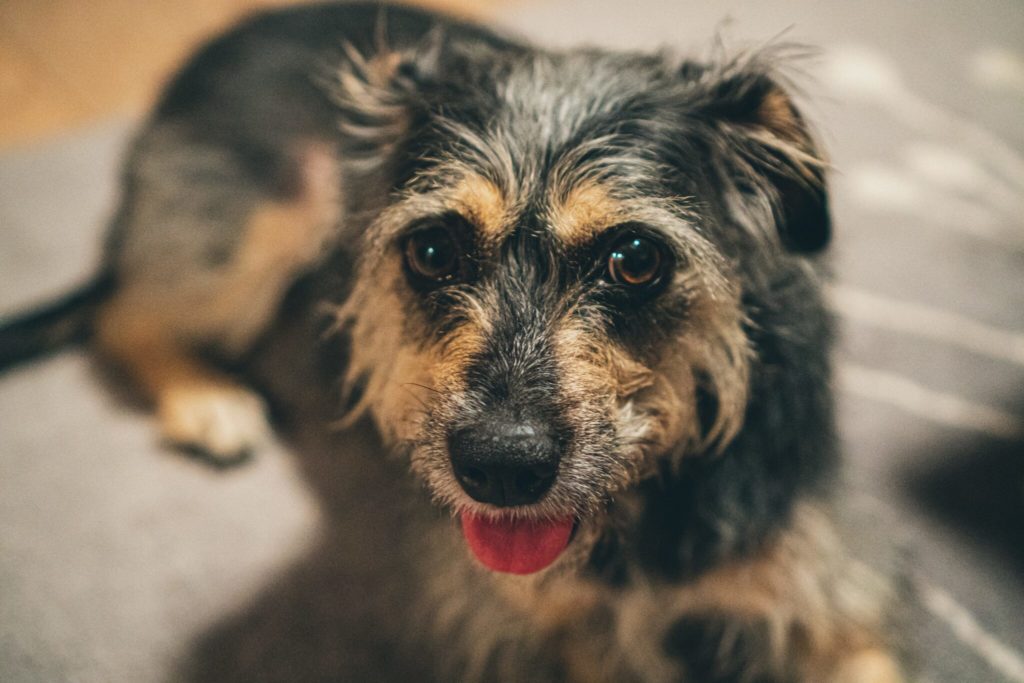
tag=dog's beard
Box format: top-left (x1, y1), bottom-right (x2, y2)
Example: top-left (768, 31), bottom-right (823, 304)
top-left (402, 393), bottom-right (670, 576)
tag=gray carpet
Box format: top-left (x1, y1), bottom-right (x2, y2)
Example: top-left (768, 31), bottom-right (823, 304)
top-left (1, 1), bottom-right (1022, 681)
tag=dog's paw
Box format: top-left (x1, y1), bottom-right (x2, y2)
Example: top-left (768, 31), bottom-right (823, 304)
top-left (157, 384), bottom-right (268, 464)
top-left (830, 649), bottom-right (903, 683)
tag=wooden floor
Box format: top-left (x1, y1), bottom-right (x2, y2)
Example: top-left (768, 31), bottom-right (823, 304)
top-left (0, 0), bottom-right (498, 150)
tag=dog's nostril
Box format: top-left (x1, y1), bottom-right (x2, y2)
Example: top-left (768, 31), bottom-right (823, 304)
top-left (459, 465), bottom-right (488, 489)
top-left (515, 466), bottom-right (555, 496)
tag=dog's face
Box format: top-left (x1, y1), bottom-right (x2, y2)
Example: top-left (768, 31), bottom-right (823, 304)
top-left (335, 43), bottom-right (829, 574)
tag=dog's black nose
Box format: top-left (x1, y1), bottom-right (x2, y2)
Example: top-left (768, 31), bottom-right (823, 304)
top-left (448, 419), bottom-right (560, 507)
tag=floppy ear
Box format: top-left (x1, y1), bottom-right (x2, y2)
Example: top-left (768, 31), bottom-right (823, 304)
top-left (691, 62), bottom-right (831, 253)
top-left (326, 30), bottom-right (448, 166)
top-left (328, 29), bottom-right (512, 176)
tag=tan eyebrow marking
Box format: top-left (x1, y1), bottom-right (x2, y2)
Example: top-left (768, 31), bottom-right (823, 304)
top-left (548, 180), bottom-right (627, 247)
top-left (449, 174), bottom-right (510, 245)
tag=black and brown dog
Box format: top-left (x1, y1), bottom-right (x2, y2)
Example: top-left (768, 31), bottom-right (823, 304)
top-left (0, 2), bottom-right (903, 681)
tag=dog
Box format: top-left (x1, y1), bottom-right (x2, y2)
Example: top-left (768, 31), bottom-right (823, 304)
top-left (0, 2), bottom-right (903, 681)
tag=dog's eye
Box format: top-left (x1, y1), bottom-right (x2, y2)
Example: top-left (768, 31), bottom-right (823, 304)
top-left (605, 236), bottom-right (665, 288)
top-left (404, 227), bottom-right (461, 284)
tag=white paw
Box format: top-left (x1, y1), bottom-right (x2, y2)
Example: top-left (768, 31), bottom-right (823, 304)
top-left (157, 384), bottom-right (268, 462)
top-left (831, 648), bottom-right (904, 683)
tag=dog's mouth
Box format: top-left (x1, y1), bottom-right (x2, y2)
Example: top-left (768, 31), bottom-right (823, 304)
top-left (459, 511), bottom-right (576, 574)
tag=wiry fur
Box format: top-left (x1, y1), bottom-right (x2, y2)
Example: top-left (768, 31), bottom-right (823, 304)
top-left (0, 3), bottom-right (901, 681)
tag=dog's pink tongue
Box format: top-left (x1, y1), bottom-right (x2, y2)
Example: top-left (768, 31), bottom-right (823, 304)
top-left (461, 513), bottom-right (574, 575)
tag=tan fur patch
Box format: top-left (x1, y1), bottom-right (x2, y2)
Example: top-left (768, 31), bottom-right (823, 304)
top-left (109, 141), bottom-right (339, 354)
top-left (746, 86), bottom-right (828, 184)
top-left (210, 145), bottom-right (340, 352)
top-left (94, 142), bottom-right (338, 454)
top-left (553, 320), bottom-right (655, 403)
top-left (333, 45), bottom-right (410, 157)
top-left (336, 255), bottom-right (489, 456)
top-left (665, 504), bottom-right (896, 681)
top-left (95, 301), bottom-right (268, 457)
top-left (451, 174), bottom-right (510, 245)
top-left (677, 286), bottom-right (751, 452)
top-left (551, 319), bottom-right (669, 487)
top-left (831, 648), bottom-right (905, 683)
top-left (336, 261), bottom-right (427, 437)
top-left (758, 87), bottom-right (801, 139)
top-left (493, 571), bottom-right (605, 632)
top-left (548, 180), bottom-right (626, 247)
top-left (554, 336), bottom-right (640, 507)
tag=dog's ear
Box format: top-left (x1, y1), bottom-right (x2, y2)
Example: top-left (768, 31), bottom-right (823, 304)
top-left (687, 61), bottom-right (831, 253)
top-left (328, 29), bottom-right (452, 166)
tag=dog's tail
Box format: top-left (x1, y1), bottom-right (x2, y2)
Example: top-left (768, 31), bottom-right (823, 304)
top-left (0, 273), bottom-right (115, 374)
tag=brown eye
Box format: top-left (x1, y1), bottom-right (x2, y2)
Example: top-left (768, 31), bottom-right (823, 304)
top-left (606, 236), bottom-right (665, 287)
top-left (404, 226), bottom-right (460, 284)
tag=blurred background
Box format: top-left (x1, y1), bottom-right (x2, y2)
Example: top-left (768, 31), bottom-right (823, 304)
top-left (1, 1), bottom-right (1022, 682)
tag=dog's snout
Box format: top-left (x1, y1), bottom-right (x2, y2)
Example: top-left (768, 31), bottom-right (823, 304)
top-left (448, 420), bottom-right (560, 507)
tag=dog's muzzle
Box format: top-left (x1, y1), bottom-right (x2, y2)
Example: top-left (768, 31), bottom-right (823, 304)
top-left (447, 415), bottom-right (576, 574)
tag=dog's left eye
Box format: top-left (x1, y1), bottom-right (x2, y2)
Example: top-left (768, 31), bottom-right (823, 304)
top-left (605, 236), bottom-right (667, 288)
top-left (404, 226), bottom-right (461, 285)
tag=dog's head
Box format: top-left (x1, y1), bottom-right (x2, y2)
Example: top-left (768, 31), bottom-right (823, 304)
top-left (332, 38), bottom-right (829, 575)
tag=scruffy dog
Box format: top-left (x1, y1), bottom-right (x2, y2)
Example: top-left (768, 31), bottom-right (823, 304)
top-left (0, 2), bottom-right (903, 681)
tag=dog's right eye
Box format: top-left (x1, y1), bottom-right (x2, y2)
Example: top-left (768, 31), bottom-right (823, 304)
top-left (403, 226), bottom-right (461, 285)
top-left (601, 233), bottom-right (671, 295)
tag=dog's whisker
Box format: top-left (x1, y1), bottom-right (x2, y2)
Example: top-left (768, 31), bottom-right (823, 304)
top-left (402, 381), bottom-right (443, 396)
top-left (398, 385), bottom-right (431, 410)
